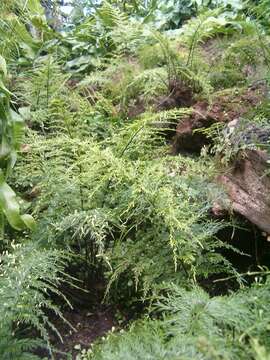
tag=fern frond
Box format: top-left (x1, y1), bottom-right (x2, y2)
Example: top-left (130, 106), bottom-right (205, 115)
top-left (0, 243), bottom-right (73, 357)
top-left (180, 8), bottom-right (254, 68)
top-left (96, 1), bottom-right (129, 29)
top-left (86, 278), bottom-right (270, 360)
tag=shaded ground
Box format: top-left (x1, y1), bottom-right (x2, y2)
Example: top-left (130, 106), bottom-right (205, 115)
top-left (51, 307), bottom-right (116, 359)
top-left (34, 279), bottom-right (119, 360)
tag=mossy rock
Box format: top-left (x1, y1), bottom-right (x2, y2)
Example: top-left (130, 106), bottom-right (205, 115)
top-left (138, 43), bottom-right (166, 69)
top-left (209, 68), bottom-right (246, 90)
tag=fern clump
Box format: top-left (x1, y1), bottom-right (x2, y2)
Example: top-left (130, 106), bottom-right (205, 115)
top-left (138, 43), bottom-right (167, 69)
top-left (79, 58), bottom-right (169, 116)
top-left (14, 111), bottom-right (235, 302)
top-left (0, 243), bottom-right (73, 358)
top-left (209, 67), bottom-right (246, 90)
top-left (82, 279), bottom-right (270, 360)
top-left (3, 2), bottom-right (270, 358)
top-left (18, 56), bottom-right (68, 111)
top-left (224, 37), bottom-right (263, 69)
top-left (220, 36), bottom-right (269, 85)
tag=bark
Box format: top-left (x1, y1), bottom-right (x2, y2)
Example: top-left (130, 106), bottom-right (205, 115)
top-left (217, 150), bottom-right (270, 234)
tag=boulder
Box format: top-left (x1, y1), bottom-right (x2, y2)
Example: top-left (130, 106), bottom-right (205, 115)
top-left (217, 150), bottom-right (270, 234)
top-left (172, 84), bottom-right (267, 154)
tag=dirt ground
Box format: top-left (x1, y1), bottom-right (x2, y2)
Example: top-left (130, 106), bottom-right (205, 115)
top-left (51, 306), bottom-right (116, 359)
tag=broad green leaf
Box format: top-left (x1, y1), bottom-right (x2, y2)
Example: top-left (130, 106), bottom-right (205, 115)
top-left (0, 137), bottom-right (11, 162)
top-left (0, 177), bottom-right (24, 230)
top-left (18, 107), bottom-right (31, 121)
top-left (65, 55), bottom-right (92, 69)
top-left (0, 55), bottom-right (7, 78)
top-left (10, 109), bottom-right (24, 151)
top-left (0, 79), bottom-right (12, 96)
top-left (0, 170), bottom-right (35, 231)
top-left (21, 214), bottom-right (36, 231)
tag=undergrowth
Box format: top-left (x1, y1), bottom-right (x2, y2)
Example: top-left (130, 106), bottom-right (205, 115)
top-left (83, 280), bottom-right (270, 360)
top-left (1, 1), bottom-right (270, 359)
top-left (0, 243), bottom-right (73, 358)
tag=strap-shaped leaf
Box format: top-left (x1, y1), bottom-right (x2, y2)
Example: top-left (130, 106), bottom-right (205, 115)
top-left (0, 136), bottom-right (11, 162)
top-left (0, 55), bottom-right (35, 232)
top-left (0, 55), bottom-right (7, 78)
top-left (0, 79), bottom-right (12, 96)
top-left (10, 109), bottom-right (24, 151)
top-left (0, 170), bottom-right (36, 231)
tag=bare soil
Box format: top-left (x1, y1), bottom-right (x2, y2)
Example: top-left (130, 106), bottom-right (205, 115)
top-left (51, 307), bottom-right (116, 359)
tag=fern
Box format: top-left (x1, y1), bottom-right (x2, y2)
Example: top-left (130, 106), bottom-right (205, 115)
top-left (152, 31), bottom-right (212, 98)
top-left (14, 117), bottom-right (235, 300)
top-left (180, 8), bottom-right (256, 69)
top-left (123, 67), bottom-right (168, 107)
top-left (96, 1), bottom-right (128, 29)
top-left (0, 0), bottom-right (46, 62)
top-left (84, 278), bottom-right (270, 360)
top-left (3, 2), bottom-right (270, 360)
top-left (0, 243), bottom-right (73, 358)
top-left (19, 56), bottom-right (69, 111)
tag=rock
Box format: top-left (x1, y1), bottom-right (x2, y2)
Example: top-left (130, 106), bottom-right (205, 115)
top-left (217, 150), bottom-right (270, 234)
top-left (172, 84), bottom-right (267, 154)
top-left (222, 119), bottom-right (270, 150)
top-left (156, 79), bottom-right (195, 111)
top-left (172, 101), bottom-right (213, 153)
top-left (127, 98), bottom-right (145, 119)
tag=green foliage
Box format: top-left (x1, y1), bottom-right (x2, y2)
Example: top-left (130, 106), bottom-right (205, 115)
top-left (0, 56), bottom-right (23, 170)
top-left (120, 67), bottom-right (168, 110)
top-left (179, 8), bottom-right (255, 68)
top-left (22, 56), bottom-right (69, 111)
top-left (209, 67), bottom-right (245, 89)
top-left (76, 0), bottom-right (198, 30)
top-left (0, 0), bottom-right (52, 65)
top-left (55, 2), bottom-right (146, 75)
top-left (0, 55), bottom-right (35, 231)
top-left (2, 1), bottom-right (270, 359)
top-left (224, 37), bottom-right (261, 69)
top-left (220, 35), bottom-right (270, 84)
top-left (82, 279), bottom-right (270, 360)
top-left (14, 104), bottom-right (236, 301)
top-left (245, 0), bottom-right (270, 31)
top-left (140, 0), bottom-right (198, 30)
top-left (0, 243), bottom-right (72, 358)
top-left (149, 31), bottom-right (212, 100)
top-left (138, 43), bottom-right (167, 69)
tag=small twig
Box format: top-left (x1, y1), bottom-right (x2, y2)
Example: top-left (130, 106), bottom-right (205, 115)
top-left (179, 259), bottom-right (189, 278)
top-left (213, 270), bottom-right (270, 283)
